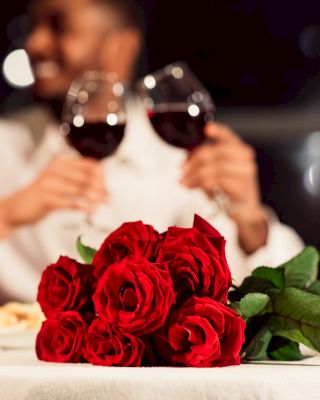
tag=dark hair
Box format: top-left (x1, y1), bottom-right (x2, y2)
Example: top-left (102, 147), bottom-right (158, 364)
top-left (96, 0), bottom-right (145, 32)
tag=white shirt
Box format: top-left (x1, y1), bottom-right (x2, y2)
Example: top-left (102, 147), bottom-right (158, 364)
top-left (0, 100), bottom-right (304, 302)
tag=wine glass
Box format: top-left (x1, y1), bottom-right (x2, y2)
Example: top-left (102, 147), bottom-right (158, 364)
top-left (61, 71), bottom-right (126, 159)
top-left (137, 62), bottom-right (230, 214)
top-left (60, 71), bottom-right (127, 229)
top-left (137, 61), bottom-right (215, 150)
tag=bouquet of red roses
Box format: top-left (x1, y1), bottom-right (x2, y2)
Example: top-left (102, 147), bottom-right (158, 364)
top-left (36, 215), bottom-right (246, 367)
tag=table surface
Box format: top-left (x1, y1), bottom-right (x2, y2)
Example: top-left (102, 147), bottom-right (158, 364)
top-left (1, 349), bottom-right (320, 400)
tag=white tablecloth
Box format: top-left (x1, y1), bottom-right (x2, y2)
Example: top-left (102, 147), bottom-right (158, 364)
top-left (1, 350), bottom-right (320, 400)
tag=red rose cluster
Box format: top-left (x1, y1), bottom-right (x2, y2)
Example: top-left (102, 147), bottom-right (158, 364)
top-left (36, 215), bottom-right (245, 367)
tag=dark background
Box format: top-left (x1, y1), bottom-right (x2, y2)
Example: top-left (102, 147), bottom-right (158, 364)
top-left (0, 0), bottom-right (320, 248)
top-left (147, 0), bottom-right (320, 107)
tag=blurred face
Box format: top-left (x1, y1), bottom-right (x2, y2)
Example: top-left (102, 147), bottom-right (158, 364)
top-left (25, 0), bottom-right (140, 99)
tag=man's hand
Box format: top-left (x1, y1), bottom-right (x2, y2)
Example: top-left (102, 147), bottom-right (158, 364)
top-left (0, 156), bottom-right (108, 238)
top-left (181, 122), bottom-right (268, 254)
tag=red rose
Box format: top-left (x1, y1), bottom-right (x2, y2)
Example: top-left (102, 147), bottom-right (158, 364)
top-left (37, 256), bottom-right (94, 317)
top-left (83, 318), bottom-right (145, 366)
top-left (93, 257), bottom-right (175, 335)
top-left (153, 296), bottom-right (245, 367)
top-left (36, 311), bottom-right (86, 363)
top-left (157, 215), bottom-right (231, 305)
top-left (92, 221), bottom-right (161, 279)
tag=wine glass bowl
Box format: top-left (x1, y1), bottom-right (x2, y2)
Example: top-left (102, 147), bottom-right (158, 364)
top-left (137, 62), bottom-right (215, 150)
top-left (61, 71), bottom-right (126, 160)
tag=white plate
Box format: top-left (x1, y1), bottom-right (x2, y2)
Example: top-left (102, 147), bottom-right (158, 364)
top-left (0, 327), bottom-right (38, 349)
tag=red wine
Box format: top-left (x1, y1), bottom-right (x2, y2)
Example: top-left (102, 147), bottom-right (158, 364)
top-left (149, 110), bottom-right (210, 150)
top-left (67, 122), bottom-right (125, 160)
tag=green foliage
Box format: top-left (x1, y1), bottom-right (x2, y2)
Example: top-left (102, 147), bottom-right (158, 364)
top-left (231, 293), bottom-right (271, 321)
top-left (252, 266), bottom-right (284, 289)
top-left (229, 246), bottom-right (320, 362)
top-left (267, 288), bottom-right (320, 351)
top-left (307, 281), bottom-right (320, 296)
top-left (244, 326), bottom-right (272, 361)
top-left (237, 276), bottom-right (277, 296)
top-left (281, 247), bottom-right (319, 289)
top-left (76, 236), bottom-right (97, 264)
top-left (268, 337), bottom-right (305, 361)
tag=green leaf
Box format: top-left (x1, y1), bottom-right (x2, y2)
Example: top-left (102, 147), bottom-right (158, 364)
top-left (76, 236), bottom-right (97, 264)
top-left (268, 337), bottom-right (305, 361)
top-left (244, 326), bottom-right (272, 361)
top-left (252, 266), bottom-right (285, 289)
top-left (231, 293), bottom-right (271, 320)
top-left (238, 276), bottom-right (277, 296)
top-left (307, 281), bottom-right (320, 296)
top-left (280, 247), bottom-right (319, 289)
top-left (267, 288), bottom-right (320, 351)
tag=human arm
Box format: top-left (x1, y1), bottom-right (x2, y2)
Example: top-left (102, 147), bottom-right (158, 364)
top-left (0, 156), bottom-right (108, 240)
top-left (181, 122), bottom-right (268, 254)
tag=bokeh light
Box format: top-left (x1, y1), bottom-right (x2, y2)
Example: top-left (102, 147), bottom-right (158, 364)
top-left (304, 161), bottom-right (320, 195)
top-left (2, 49), bottom-right (34, 88)
top-left (73, 115), bottom-right (85, 128)
top-left (106, 113), bottom-right (118, 126)
top-left (188, 104), bottom-right (200, 117)
top-left (144, 75), bottom-right (156, 90)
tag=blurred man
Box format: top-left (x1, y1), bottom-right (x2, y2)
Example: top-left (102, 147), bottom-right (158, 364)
top-left (0, 0), bottom-right (303, 302)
